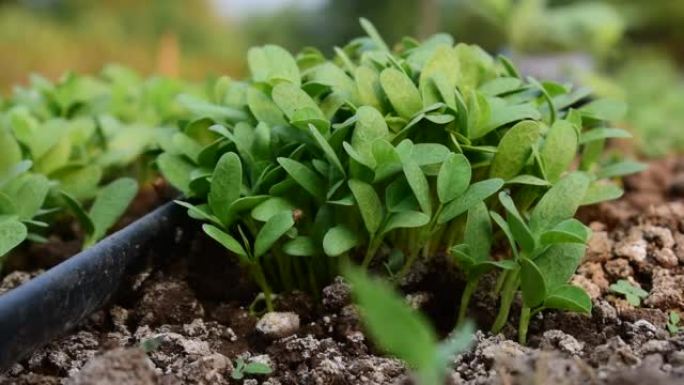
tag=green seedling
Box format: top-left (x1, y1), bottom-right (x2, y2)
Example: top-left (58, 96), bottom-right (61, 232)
top-left (667, 311), bottom-right (681, 335)
top-left (62, 178), bottom-right (139, 249)
top-left (609, 279), bottom-right (648, 307)
top-left (483, 172), bottom-right (593, 344)
top-left (231, 357), bottom-right (272, 380)
top-left (155, 19), bottom-right (640, 328)
top-left (346, 266), bottom-right (474, 385)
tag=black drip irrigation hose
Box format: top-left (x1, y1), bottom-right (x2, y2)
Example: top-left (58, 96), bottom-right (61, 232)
top-left (0, 201), bottom-right (192, 370)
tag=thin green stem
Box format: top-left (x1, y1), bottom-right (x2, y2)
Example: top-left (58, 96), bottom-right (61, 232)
top-left (250, 263), bottom-right (274, 312)
top-left (457, 278), bottom-right (478, 326)
top-left (518, 306), bottom-right (531, 344)
top-left (362, 236), bottom-right (383, 269)
top-left (491, 268), bottom-right (520, 333)
top-left (493, 270), bottom-right (508, 295)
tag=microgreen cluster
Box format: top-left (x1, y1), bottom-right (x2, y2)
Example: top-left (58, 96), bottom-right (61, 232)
top-left (159, 19), bottom-right (641, 340)
top-left (0, 66), bottom-right (190, 264)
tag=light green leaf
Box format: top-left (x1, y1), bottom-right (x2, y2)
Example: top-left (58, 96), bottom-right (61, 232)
top-left (354, 66), bottom-right (384, 110)
top-left (209, 153), bottom-right (243, 225)
top-left (283, 236), bottom-right (317, 257)
top-left (203, 224), bottom-right (249, 262)
top-left (248, 45), bottom-right (300, 86)
top-left (382, 210), bottom-right (430, 235)
top-left (0, 128), bottom-right (23, 177)
top-left (520, 257), bottom-right (546, 308)
top-left (529, 172), bottom-right (590, 235)
top-left (581, 181), bottom-right (623, 205)
top-left (272, 83), bottom-right (324, 121)
top-left (323, 225), bottom-right (360, 256)
top-left (54, 165), bottom-right (103, 201)
top-left (359, 18), bottom-right (390, 52)
top-left (348, 179), bottom-right (383, 235)
top-left (464, 201), bottom-right (492, 262)
top-left (596, 161), bottom-right (647, 179)
top-left (544, 284), bottom-right (592, 314)
top-left (345, 266), bottom-right (438, 373)
top-left (0, 218), bottom-right (27, 257)
top-left (380, 68), bottom-right (423, 119)
top-left (60, 191), bottom-right (95, 236)
top-left (579, 128), bottom-right (631, 144)
top-left (438, 179), bottom-right (504, 224)
top-left (254, 211), bottom-right (295, 258)
top-left (247, 87), bottom-right (287, 126)
top-left (540, 219), bottom-right (591, 246)
top-left (352, 106), bottom-right (390, 165)
top-left (541, 120), bottom-right (578, 183)
top-left (6, 174), bottom-right (50, 221)
top-left (498, 192), bottom-right (535, 254)
top-left (437, 154), bottom-right (471, 204)
top-left (534, 243), bottom-right (586, 289)
top-left (580, 99), bottom-right (627, 121)
top-left (251, 197), bottom-right (295, 222)
top-left (277, 157), bottom-right (326, 201)
top-left (490, 121), bottom-right (541, 180)
top-left (505, 175), bottom-right (551, 186)
top-left (157, 153), bottom-right (195, 197)
top-left (309, 125), bottom-right (345, 176)
top-left (88, 178), bottom-right (138, 244)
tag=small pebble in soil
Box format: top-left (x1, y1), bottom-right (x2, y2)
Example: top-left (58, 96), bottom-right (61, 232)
top-left (256, 312), bottom-right (301, 339)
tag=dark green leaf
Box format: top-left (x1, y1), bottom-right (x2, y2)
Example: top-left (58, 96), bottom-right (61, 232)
top-left (540, 120), bottom-right (578, 182)
top-left (277, 157), bottom-right (326, 201)
top-left (209, 153), bottom-right (242, 225)
top-left (529, 172), bottom-right (590, 235)
top-left (203, 224), bottom-right (249, 262)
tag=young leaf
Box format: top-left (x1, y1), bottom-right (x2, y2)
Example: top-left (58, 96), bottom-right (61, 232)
top-left (402, 158), bottom-right (432, 215)
top-left (60, 191), bottom-right (95, 236)
top-left (596, 161), bottom-right (647, 179)
top-left (352, 106), bottom-right (390, 164)
top-left (345, 266), bottom-right (438, 373)
top-left (0, 219), bottom-right (27, 257)
top-left (251, 197), bottom-right (295, 222)
top-left (579, 99), bottom-right (627, 121)
top-left (87, 178), bottom-right (138, 244)
top-left (581, 181), bottom-right (623, 205)
top-left (437, 154), bottom-right (471, 204)
top-left (539, 219), bottom-right (591, 246)
top-left (309, 125), bottom-right (345, 176)
top-left (540, 120), bottom-right (578, 182)
top-left (203, 224), bottom-right (249, 262)
top-left (348, 179), bottom-right (383, 235)
top-left (609, 280), bottom-right (648, 307)
top-left (533, 243), bottom-right (586, 289)
top-left (7, 174), bottom-right (50, 221)
top-left (438, 179), bottom-right (504, 224)
top-left (157, 153), bottom-right (194, 197)
top-left (380, 68), bottom-right (423, 119)
top-left (248, 45), bottom-right (300, 86)
top-left (544, 284), bottom-right (592, 314)
top-left (283, 236), bottom-right (316, 257)
top-left (529, 172), bottom-right (590, 235)
top-left (323, 225), bottom-right (361, 256)
top-left (254, 211), bottom-right (295, 258)
top-left (359, 17), bottom-right (390, 52)
top-left (381, 211), bottom-right (430, 235)
top-left (490, 120), bottom-right (541, 180)
top-left (209, 152), bottom-right (243, 225)
top-left (579, 127), bottom-right (631, 144)
top-left (520, 257), bottom-right (546, 308)
top-left (247, 87), bottom-right (288, 127)
top-left (277, 157), bottom-right (326, 201)
top-left (463, 201), bottom-right (492, 262)
top-left (498, 192), bottom-right (535, 254)
top-left (272, 83), bottom-right (324, 122)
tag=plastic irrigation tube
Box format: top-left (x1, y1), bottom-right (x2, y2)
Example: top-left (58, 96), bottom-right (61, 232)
top-left (0, 201), bottom-right (192, 370)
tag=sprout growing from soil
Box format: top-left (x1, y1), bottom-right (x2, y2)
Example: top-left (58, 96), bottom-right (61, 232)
top-left (159, 19), bottom-right (642, 338)
top-left (609, 279), bottom-right (648, 307)
top-left (346, 265), bottom-right (474, 385)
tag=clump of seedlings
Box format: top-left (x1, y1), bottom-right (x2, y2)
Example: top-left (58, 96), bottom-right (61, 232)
top-left (0, 66), bottom-right (189, 264)
top-left (159, 19), bottom-right (642, 343)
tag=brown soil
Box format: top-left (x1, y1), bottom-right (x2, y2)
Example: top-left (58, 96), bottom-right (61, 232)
top-left (2, 160), bottom-right (684, 385)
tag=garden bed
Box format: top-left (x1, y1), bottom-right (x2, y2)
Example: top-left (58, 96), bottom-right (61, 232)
top-left (1, 157), bottom-right (683, 385)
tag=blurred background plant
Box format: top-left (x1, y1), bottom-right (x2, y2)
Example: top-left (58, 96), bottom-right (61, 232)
top-left (2, 0), bottom-right (684, 157)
